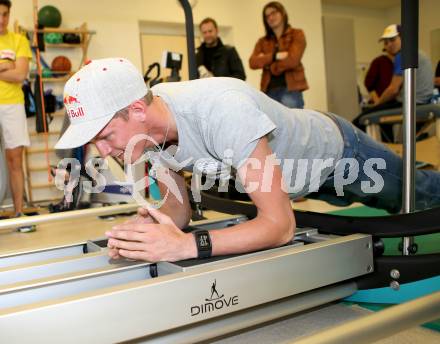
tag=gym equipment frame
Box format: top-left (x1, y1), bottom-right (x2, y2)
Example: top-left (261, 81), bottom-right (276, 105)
top-left (0, 215), bottom-right (373, 343)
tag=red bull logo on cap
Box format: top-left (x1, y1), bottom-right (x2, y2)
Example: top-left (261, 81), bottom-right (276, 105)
top-left (64, 93), bottom-right (85, 119)
top-left (64, 95), bottom-right (80, 105)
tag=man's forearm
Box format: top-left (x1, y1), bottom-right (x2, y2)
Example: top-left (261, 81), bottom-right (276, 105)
top-left (0, 68), bottom-right (27, 83)
top-left (155, 170), bottom-right (192, 229)
top-left (209, 213), bottom-right (295, 256)
top-left (0, 63), bottom-right (11, 72)
top-left (157, 200), bottom-right (191, 229)
top-left (376, 87), bottom-right (398, 105)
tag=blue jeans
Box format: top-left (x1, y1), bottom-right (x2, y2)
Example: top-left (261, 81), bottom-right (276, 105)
top-left (267, 88), bottom-right (304, 109)
top-left (307, 113), bottom-right (440, 213)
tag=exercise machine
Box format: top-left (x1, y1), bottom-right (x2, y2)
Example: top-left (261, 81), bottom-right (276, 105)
top-left (0, 1), bottom-right (438, 343)
top-left (0, 214), bottom-right (373, 343)
top-left (144, 50), bottom-right (184, 87)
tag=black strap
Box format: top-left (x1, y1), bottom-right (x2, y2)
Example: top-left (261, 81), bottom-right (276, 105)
top-left (199, 191), bottom-right (440, 238)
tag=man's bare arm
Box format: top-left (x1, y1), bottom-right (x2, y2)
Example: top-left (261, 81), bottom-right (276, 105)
top-left (209, 137), bottom-right (295, 255)
top-left (0, 61), bottom-right (15, 73)
top-left (375, 75), bottom-right (402, 106)
top-left (106, 138), bottom-right (295, 262)
top-left (0, 57), bottom-right (29, 83)
top-left (155, 169), bottom-right (192, 229)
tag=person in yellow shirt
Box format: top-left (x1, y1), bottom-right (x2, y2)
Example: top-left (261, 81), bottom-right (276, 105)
top-left (0, 0), bottom-right (34, 231)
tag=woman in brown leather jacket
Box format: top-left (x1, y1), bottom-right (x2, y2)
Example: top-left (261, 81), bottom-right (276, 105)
top-left (249, 1), bottom-right (308, 108)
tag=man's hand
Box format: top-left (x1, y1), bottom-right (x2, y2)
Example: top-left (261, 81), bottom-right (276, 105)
top-left (107, 207), bottom-right (155, 259)
top-left (127, 207), bottom-right (156, 225)
top-left (369, 91), bottom-right (379, 105)
top-left (0, 61), bottom-right (15, 72)
top-left (198, 65), bottom-right (214, 78)
top-left (375, 75), bottom-right (402, 106)
top-left (276, 52), bottom-right (288, 60)
top-left (105, 207), bottom-right (197, 262)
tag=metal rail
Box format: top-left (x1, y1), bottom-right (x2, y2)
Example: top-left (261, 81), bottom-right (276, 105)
top-left (293, 290), bottom-right (440, 344)
top-left (0, 203), bottom-right (138, 230)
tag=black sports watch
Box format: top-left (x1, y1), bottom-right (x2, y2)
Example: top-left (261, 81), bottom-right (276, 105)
top-left (193, 230), bottom-right (212, 259)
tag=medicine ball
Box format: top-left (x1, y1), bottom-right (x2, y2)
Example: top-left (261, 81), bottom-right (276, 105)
top-left (51, 56), bottom-right (72, 76)
top-left (38, 5), bottom-right (62, 28)
top-left (44, 32), bottom-right (63, 44)
top-left (63, 33), bottom-right (81, 44)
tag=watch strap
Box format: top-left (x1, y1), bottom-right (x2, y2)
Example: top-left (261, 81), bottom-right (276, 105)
top-left (193, 230), bottom-right (212, 259)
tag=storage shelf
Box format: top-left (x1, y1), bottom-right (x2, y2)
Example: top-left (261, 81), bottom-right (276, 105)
top-left (30, 75), bottom-right (73, 82)
top-left (45, 43), bottom-right (83, 48)
top-left (26, 147), bottom-right (55, 154)
top-left (30, 130), bottom-right (61, 137)
top-left (28, 166), bottom-right (52, 172)
top-left (22, 27), bottom-right (95, 35)
top-left (31, 183), bottom-right (58, 190)
top-left (16, 20), bottom-right (93, 204)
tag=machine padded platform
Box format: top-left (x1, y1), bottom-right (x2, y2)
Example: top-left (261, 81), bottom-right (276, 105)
top-left (359, 103), bottom-right (440, 125)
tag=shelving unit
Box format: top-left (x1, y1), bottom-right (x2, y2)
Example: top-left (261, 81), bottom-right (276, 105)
top-left (15, 22), bottom-right (95, 204)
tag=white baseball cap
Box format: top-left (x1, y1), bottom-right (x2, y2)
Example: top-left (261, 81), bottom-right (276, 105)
top-left (55, 58), bottom-right (148, 149)
top-left (379, 24), bottom-right (401, 41)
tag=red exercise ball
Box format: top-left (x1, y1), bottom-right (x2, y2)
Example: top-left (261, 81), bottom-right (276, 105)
top-left (51, 56), bottom-right (72, 75)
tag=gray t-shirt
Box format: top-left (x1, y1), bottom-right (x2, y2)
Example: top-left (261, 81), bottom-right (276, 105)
top-left (152, 77), bottom-right (343, 198)
top-left (395, 51), bottom-right (434, 104)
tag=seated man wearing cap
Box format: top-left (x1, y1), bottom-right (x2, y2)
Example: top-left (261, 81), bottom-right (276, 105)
top-left (354, 24), bottom-right (434, 129)
top-left (55, 58), bottom-right (440, 263)
top-left (375, 24), bottom-right (433, 107)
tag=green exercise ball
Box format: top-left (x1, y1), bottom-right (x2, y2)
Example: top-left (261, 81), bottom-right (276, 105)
top-left (44, 32), bottom-right (63, 44)
top-left (42, 67), bottom-right (53, 78)
top-left (38, 5), bottom-right (62, 28)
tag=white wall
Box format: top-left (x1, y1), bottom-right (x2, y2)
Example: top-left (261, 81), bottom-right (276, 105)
top-left (321, 1), bottom-right (440, 99)
top-left (322, 4), bottom-right (388, 66)
top-left (9, 0), bottom-right (328, 110)
top-left (322, 1), bottom-right (440, 66)
top-left (321, 4), bottom-right (390, 98)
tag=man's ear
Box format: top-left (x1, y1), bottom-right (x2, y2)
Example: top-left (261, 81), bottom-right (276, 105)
top-left (130, 99), bottom-right (148, 122)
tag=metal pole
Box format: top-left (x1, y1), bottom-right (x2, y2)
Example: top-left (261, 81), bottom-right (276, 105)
top-left (178, 0), bottom-right (197, 80)
top-left (292, 290), bottom-right (440, 344)
top-left (401, 0), bottom-right (418, 255)
top-left (0, 203), bottom-right (138, 230)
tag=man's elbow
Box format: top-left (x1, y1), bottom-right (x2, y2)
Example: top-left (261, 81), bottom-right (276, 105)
top-left (17, 74), bottom-right (27, 83)
top-left (10, 72), bottom-right (27, 84)
top-left (183, 205), bottom-right (192, 228)
top-left (273, 211), bottom-right (296, 247)
top-left (174, 204), bottom-right (192, 229)
top-left (284, 211), bottom-right (296, 244)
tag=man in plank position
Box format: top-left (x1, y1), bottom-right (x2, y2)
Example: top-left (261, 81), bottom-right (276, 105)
top-left (55, 58), bottom-right (440, 262)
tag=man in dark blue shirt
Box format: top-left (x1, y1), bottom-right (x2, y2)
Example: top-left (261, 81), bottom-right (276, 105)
top-left (374, 24), bottom-right (433, 107)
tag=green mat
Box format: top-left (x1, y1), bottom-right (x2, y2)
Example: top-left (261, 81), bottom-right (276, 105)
top-left (329, 205), bottom-right (440, 332)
